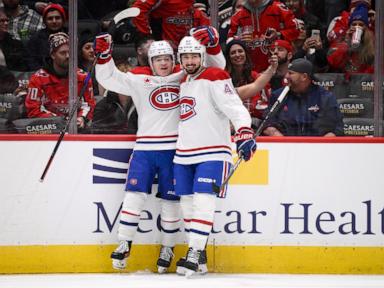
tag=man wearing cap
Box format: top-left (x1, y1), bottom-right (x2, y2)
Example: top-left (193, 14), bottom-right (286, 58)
top-left (27, 3), bottom-right (67, 70)
top-left (25, 32), bottom-right (96, 130)
top-left (268, 39), bottom-right (292, 91)
top-left (327, 3), bottom-right (374, 74)
top-left (262, 58), bottom-right (344, 136)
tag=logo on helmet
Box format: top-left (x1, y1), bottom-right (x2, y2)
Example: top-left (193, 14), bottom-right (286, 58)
top-left (149, 86), bottom-right (180, 110)
top-left (180, 97), bottom-right (196, 121)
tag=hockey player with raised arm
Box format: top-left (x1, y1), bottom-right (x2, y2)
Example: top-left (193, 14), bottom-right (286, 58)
top-left (94, 27), bottom-right (225, 273)
top-left (174, 36), bottom-right (257, 277)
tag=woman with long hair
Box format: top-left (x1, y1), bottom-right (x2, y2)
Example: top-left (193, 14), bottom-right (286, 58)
top-left (327, 3), bottom-right (374, 74)
top-left (225, 39), bottom-right (276, 128)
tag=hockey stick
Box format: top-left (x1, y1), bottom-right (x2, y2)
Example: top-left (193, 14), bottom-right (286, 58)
top-left (212, 86), bottom-right (290, 194)
top-left (39, 55), bottom-right (99, 182)
top-left (113, 7), bottom-right (140, 24)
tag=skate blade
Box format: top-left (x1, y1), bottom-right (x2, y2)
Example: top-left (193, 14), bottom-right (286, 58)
top-left (176, 266), bottom-right (186, 276)
top-left (157, 266), bottom-right (168, 274)
top-left (198, 264), bottom-right (208, 275)
top-left (112, 259), bottom-right (126, 270)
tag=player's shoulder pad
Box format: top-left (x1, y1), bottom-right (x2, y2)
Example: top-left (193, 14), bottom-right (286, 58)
top-left (199, 67), bottom-right (230, 82)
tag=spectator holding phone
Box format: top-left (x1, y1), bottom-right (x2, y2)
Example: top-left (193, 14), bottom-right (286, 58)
top-left (292, 20), bottom-right (328, 72)
top-left (227, 0), bottom-right (299, 72)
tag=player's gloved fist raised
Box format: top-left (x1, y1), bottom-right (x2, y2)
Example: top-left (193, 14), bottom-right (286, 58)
top-left (94, 33), bottom-right (113, 64)
top-left (190, 25), bottom-right (219, 47)
top-left (234, 127), bottom-right (257, 161)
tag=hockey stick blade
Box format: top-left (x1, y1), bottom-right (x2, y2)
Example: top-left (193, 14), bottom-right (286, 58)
top-left (113, 7), bottom-right (140, 24)
top-left (212, 156), bottom-right (244, 194)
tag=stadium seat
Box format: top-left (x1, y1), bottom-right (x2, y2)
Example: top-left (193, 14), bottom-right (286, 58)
top-left (77, 19), bottom-right (102, 39)
top-left (0, 93), bottom-right (22, 121)
top-left (337, 97), bottom-right (374, 118)
top-left (13, 117), bottom-right (65, 134)
top-left (314, 73), bottom-right (347, 99)
top-left (343, 118), bottom-right (375, 136)
top-left (348, 73), bottom-right (374, 99)
top-left (112, 43), bottom-right (137, 65)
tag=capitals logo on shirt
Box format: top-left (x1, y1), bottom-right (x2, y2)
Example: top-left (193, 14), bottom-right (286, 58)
top-left (180, 97), bottom-right (196, 121)
top-left (149, 85), bottom-right (180, 110)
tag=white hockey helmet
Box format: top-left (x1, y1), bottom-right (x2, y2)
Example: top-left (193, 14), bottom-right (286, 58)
top-left (177, 36), bottom-right (206, 67)
top-left (147, 40), bottom-right (175, 74)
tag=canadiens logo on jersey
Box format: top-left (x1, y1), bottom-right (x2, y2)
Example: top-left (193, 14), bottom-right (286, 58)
top-left (149, 86), bottom-right (180, 110)
top-left (180, 97), bottom-right (196, 121)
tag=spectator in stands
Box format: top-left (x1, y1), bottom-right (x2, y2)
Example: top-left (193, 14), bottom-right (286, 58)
top-left (78, 29), bottom-right (104, 96)
top-left (131, 0), bottom-right (211, 49)
top-left (327, 3), bottom-right (374, 74)
top-left (268, 40), bottom-right (293, 91)
top-left (225, 38), bottom-right (275, 129)
top-left (27, 3), bottom-right (67, 71)
top-left (283, 0), bottom-right (324, 40)
top-left (327, 0), bottom-right (374, 45)
top-left (262, 58), bottom-right (344, 136)
top-left (25, 32), bottom-right (96, 130)
top-left (134, 35), bottom-right (155, 67)
top-left (2, 0), bottom-right (44, 42)
top-left (0, 65), bottom-right (18, 93)
top-left (227, 0), bottom-right (299, 72)
top-left (218, 0), bottom-right (245, 47)
top-left (292, 19), bottom-right (328, 73)
top-left (0, 8), bottom-right (29, 71)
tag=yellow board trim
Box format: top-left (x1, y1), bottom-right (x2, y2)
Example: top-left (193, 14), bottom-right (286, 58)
top-left (230, 150), bottom-right (269, 185)
top-left (0, 245), bottom-right (383, 274)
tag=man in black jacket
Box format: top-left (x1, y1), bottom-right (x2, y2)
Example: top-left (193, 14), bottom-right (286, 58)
top-left (26, 3), bottom-right (66, 71)
top-left (262, 58), bottom-right (344, 136)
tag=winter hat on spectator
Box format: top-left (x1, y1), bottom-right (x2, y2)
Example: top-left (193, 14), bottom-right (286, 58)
top-left (350, 0), bottom-right (371, 9)
top-left (271, 40), bottom-right (293, 53)
top-left (349, 3), bottom-right (369, 26)
top-left (225, 38), bottom-right (247, 55)
top-left (43, 3), bottom-right (66, 23)
top-left (49, 32), bottom-right (69, 54)
top-left (288, 58), bottom-right (317, 80)
top-left (79, 29), bottom-right (94, 50)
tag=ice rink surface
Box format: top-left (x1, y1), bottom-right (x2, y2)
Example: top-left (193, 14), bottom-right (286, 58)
top-left (1, 273), bottom-right (384, 288)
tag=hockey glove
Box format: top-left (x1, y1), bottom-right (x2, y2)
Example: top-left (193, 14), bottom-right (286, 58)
top-left (94, 33), bottom-right (113, 64)
top-left (234, 127), bottom-right (257, 161)
top-left (190, 25), bottom-right (219, 47)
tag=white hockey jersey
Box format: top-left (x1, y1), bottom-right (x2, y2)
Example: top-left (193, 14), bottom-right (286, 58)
top-left (174, 67), bottom-right (252, 165)
top-left (96, 49), bottom-right (226, 151)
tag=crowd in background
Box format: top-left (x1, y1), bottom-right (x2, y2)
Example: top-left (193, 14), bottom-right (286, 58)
top-left (0, 0), bottom-right (379, 135)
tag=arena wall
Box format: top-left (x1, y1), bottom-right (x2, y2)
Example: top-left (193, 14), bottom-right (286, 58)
top-left (0, 135), bottom-right (383, 274)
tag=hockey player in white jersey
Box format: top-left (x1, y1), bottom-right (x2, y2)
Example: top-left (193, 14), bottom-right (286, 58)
top-left (174, 36), bottom-right (257, 277)
top-left (94, 28), bottom-right (225, 273)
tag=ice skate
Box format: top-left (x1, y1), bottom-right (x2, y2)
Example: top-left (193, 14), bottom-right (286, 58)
top-left (110, 240), bottom-right (131, 270)
top-left (157, 246), bottom-right (174, 274)
top-left (184, 248), bottom-right (200, 277)
top-left (176, 248), bottom-right (208, 276)
top-left (176, 257), bottom-right (186, 275)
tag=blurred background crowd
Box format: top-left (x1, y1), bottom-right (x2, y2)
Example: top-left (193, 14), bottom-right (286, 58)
top-left (0, 0), bottom-right (381, 136)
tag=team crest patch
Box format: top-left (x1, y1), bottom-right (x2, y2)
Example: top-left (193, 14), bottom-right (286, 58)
top-left (129, 178), bottom-right (138, 185)
top-left (224, 84), bottom-right (234, 94)
top-left (149, 86), bottom-right (180, 110)
top-left (180, 97), bottom-right (196, 121)
top-left (308, 105), bottom-right (320, 112)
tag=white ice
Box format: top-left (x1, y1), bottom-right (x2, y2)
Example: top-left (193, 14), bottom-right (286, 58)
top-left (1, 273), bottom-right (384, 288)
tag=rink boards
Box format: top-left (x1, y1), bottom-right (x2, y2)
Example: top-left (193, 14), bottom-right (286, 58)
top-left (0, 135), bottom-right (383, 274)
